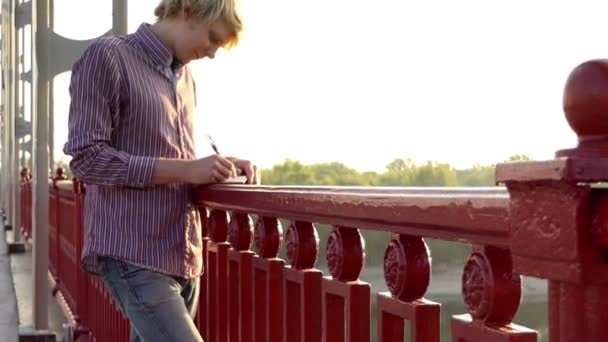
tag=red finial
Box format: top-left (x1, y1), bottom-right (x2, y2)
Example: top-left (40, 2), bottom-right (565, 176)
top-left (20, 168), bottom-right (30, 182)
top-left (55, 167), bottom-right (67, 180)
top-left (559, 59), bottom-right (608, 157)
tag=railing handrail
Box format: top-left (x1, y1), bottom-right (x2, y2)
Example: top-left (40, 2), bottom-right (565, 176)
top-left (202, 185), bottom-right (506, 192)
top-left (194, 185), bottom-right (510, 246)
top-left (53, 180), bottom-right (73, 192)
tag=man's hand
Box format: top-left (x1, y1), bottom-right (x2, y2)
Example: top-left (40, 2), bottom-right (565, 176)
top-left (227, 157), bottom-right (261, 185)
top-left (152, 155), bottom-right (237, 185)
top-left (188, 155), bottom-right (238, 184)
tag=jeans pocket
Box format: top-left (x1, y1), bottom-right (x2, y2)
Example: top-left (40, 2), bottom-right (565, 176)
top-left (117, 260), bottom-right (148, 280)
top-left (97, 256), bottom-right (111, 276)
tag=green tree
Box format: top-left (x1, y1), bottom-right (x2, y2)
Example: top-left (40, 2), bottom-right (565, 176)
top-left (261, 159), bottom-right (315, 185)
top-left (456, 163), bottom-right (495, 186)
top-left (507, 154), bottom-right (532, 161)
top-left (410, 161), bottom-right (458, 186)
top-left (378, 158), bottom-right (415, 185)
top-left (261, 158), bottom-right (501, 187)
top-left (310, 162), bottom-right (365, 186)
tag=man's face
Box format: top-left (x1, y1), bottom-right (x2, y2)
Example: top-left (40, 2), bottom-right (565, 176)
top-left (173, 17), bottom-right (233, 64)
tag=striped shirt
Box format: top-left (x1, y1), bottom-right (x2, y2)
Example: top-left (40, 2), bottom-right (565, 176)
top-left (63, 23), bottom-right (202, 279)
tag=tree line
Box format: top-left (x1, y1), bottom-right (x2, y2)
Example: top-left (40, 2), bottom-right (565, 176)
top-left (261, 155), bottom-right (530, 187)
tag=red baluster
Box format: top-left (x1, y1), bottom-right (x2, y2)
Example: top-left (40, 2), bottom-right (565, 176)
top-left (197, 207), bottom-right (210, 340)
top-left (98, 281), bottom-right (103, 342)
top-left (227, 212), bottom-right (255, 342)
top-left (97, 278), bottom-right (103, 341)
top-left (208, 209), bottom-right (231, 342)
top-left (283, 221), bottom-right (322, 342)
top-left (122, 314), bottom-right (128, 342)
top-left (24, 170), bottom-right (32, 240)
top-left (378, 234), bottom-right (440, 342)
top-left (100, 284), bottom-right (105, 342)
top-left (54, 167), bottom-right (68, 301)
top-left (451, 246), bottom-right (537, 341)
top-left (115, 302), bottom-right (121, 341)
top-left (73, 178), bottom-right (91, 340)
top-left (47, 172), bottom-right (57, 292)
top-left (19, 168), bottom-right (28, 239)
top-left (105, 284), bottom-right (113, 341)
top-left (322, 226), bottom-right (370, 342)
top-left (251, 217), bottom-right (284, 342)
top-left (73, 179), bottom-right (97, 342)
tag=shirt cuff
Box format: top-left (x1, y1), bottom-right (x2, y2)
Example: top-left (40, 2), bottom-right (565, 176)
top-left (126, 156), bottom-right (156, 188)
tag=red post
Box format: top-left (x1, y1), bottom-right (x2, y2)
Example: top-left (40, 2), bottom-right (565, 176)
top-left (377, 234), bottom-right (440, 342)
top-left (23, 170), bottom-right (31, 239)
top-left (197, 208), bottom-right (210, 341)
top-left (19, 168), bottom-right (29, 239)
top-left (496, 59), bottom-right (608, 342)
top-left (322, 226), bottom-right (370, 342)
top-left (451, 315), bottom-right (537, 341)
top-left (251, 217), bottom-right (284, 342)
top-left (73, 178), bottom-right (91, 340)
top-left (199, 236), bottom-right (210, 340)
top-left (227, 212), bottom-right (255, 342)
top-left (53, 168), bottom-right (67, 299)
top-left (323, 279), bottom-right (370, 342)
top-left (450, 246), bottom-right (537, 341)
top-left (283, 221), bottom-right (323, 342)
top-left (207, 209), bottom-right (231, 342)
top-left (50, 171), bottom-right (61, 295)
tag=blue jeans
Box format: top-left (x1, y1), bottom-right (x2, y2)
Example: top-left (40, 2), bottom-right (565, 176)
top-left (98, 256), bottom-right (203, 342)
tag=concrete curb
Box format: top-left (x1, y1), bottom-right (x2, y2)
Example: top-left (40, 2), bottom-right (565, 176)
top-left (0, 221), bottom-right (20, 342)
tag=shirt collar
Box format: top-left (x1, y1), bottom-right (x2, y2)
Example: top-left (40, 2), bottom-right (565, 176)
top-left (134, 23), bottom-right (175, 69)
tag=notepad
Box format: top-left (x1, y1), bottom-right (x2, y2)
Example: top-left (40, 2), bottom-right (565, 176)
top-left (222, 175), bottom-right (247, 184)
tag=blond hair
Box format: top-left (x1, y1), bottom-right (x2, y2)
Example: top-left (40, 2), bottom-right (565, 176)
top-left (154, 0), bottom-right (242, 48)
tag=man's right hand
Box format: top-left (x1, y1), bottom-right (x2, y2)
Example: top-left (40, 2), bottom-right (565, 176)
top-left (152, 155), bottom-right (237, 185)
top-left (187, 155), bottom-right (237, 184)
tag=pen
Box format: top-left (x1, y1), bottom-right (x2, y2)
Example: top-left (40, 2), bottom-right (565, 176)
top-left (206, 134), bottom-right (220, 155)
top-left (206, 134), bottom-right (243, 176)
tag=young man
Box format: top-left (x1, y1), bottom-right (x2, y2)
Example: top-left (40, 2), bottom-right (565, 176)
top-left (63, 1), bottom-right (256, 340)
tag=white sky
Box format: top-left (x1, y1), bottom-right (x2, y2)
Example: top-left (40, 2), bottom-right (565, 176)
top-left (51, 1), bottom-right (608, 171)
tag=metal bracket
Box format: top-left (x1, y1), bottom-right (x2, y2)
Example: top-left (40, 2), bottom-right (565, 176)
top-left (18, 327), bottom-right (57, 342)
top-left (8, 242), bottom-right (25, 254)
top-left (48, 29), bottom-right (112, 77)
top-left (15, 0), bottom-right (32, 29)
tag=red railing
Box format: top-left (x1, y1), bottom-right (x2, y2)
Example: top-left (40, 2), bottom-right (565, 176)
top-left (19, 168), bottom-right (32, 240)
top-left (19, 172), bottom-right (127, 341)
top-left (19, 171), bottom-right (222, 341)
top-left (17, 59), bottom-right (608, 341)
top-left (194, 186), bottom-right (527, 342)
top-left (21, 174), bottom-right (541, 341)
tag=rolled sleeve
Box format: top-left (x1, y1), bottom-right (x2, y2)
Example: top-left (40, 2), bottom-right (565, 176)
top-left (126, 156), bottom-right (157, 188)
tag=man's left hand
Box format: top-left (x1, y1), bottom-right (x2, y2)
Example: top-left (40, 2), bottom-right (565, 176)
top-left (227, 157), bottom-right (261, 185)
